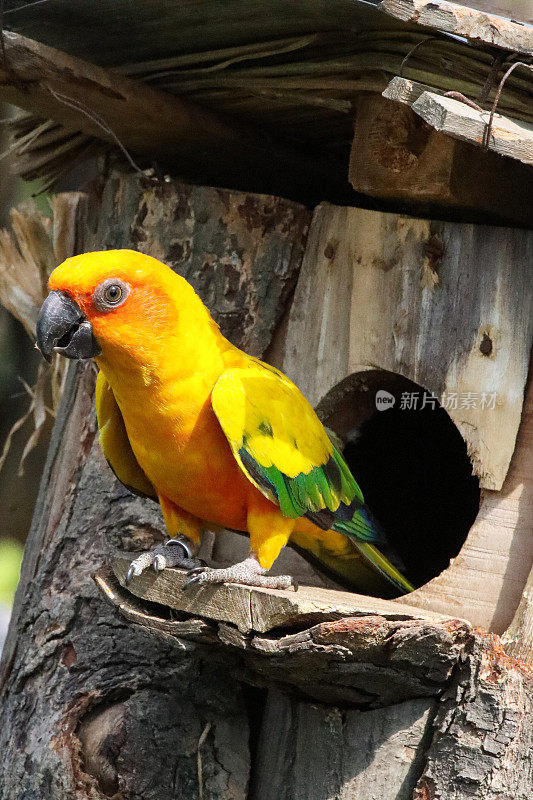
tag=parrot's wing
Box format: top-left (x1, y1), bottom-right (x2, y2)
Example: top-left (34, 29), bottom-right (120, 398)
top-left (213, 360), bottom-right (373, 535)
top-left (212, 359), bottom-right (414, 595)
top-left (95, 370), bottom-right (157, 500)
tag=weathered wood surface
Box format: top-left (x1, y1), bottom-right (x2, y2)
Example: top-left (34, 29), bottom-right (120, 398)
top-left (86, 171), bottom-right (310, 355)
top-left (416, 636), bottom-right (533, 800)
top-left (281, 203), bottom-right (533, 632)
top-left (283, 203), bottom-right (533, 491)
top-left (500, 372), bottom-right (533, 664)
top-left (411, 90), bottom-right (533, 166)
top-left (401, 359), bottom-right (533, 634)
top-left (383, 76), bottom-right (442, 107)
top-left (112, 555), bottom-right (448, 634)
top-left (0, 30), bottom-right (336, 202)
top-left (350, 90), bottom-right (533, 225)
top-left (380, 0), bottom-right (533, 55)
top-left (502, 563), bottom-right (533, 666)
top-left (98, 569), bottom-right (472, 707)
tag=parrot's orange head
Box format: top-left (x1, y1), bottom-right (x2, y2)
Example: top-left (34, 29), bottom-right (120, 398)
top-left (36, 249), bottom-right (208, 363)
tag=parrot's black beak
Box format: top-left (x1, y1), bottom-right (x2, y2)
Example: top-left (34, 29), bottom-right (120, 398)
top-left (36, 290), bottom-right (101, 362)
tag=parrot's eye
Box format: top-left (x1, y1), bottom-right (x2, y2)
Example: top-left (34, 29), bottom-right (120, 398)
top-left (105, 284), bottom-right (122, 303)
top-left (93, 278), bottom-right (130, 312)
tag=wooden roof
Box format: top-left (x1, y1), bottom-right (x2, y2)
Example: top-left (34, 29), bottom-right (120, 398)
top-left (2, 1), bottom-right (532, 195)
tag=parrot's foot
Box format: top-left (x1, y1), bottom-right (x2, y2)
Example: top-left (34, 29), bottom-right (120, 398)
top-left (125, 536), bottom-right (201, 584)
top-left (183, 555), bottom-right (298, 591)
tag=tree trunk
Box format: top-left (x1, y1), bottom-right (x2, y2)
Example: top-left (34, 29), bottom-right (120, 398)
top-left (1, 171), bottom-right (531, 800)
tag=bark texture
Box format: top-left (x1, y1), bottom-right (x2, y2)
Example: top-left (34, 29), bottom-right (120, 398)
top-left (86, 170), bottom-right (310, 356)
top-left (95, 580), bottom-right (533, 800)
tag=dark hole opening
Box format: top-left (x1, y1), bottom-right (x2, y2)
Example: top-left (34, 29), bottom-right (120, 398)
top-left (317, 371), bottom-right (481, 589)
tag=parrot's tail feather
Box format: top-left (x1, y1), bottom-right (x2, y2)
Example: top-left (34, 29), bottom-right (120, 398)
top-left (332, 505), bottom-right (386, 544)
top-left (332, 506), bottom-right (414, 594)
top-left (351, 541), bottom-right (415, 595)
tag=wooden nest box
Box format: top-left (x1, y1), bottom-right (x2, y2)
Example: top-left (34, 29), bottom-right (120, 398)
top-left (0, 3), bottom-right (532, 799)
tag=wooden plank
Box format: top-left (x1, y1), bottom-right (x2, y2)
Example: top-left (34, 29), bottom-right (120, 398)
top-left (383, 76), bottom-right (439, 106)
top-left (384, 77), bottom-right (533, 167)
top-left (380, 0), bottom-right (533, 56)
top-left (112, 555), bottom-right (450, 634)
top-left (0, 30), bottom-right (337, 202)
top-left (410, 90), bottom-right (533, 166)
top-left (98, 568), bottom-right (474, 706)
top-left (283, 204), bottom-right (533, 491)
top-left (400, 362), bottom-right (533, 632)
top-left (94, 569), bottom-right (218, 643)
top-left (282, 204), bottom-right (533, 632)
top-left (350, 90), bottom-right (533, 226)
top-left (502, 564), bottom-right (533, 666)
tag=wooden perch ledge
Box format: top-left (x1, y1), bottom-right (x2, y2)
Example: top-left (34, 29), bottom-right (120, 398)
top-left (110, 554), bottom-right (449, 635)
top-left (97, 554), bottom-right (533, 709)
top-left (97, 563), bottom-right (477, 708)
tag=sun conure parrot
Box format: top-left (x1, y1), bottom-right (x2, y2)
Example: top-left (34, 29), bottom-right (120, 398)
top-left (36, 249), bottom-right (414, 596)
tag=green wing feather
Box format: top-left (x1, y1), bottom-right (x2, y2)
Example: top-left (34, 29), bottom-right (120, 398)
top-left (212, 359), bottom-right (414, 595)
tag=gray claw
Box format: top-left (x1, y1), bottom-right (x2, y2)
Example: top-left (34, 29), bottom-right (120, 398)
top-left (181, 558), bottom-right (297, 591)
top-left (125, 565), bottom-right (135, 585)
top-left (183, 575), bottom-right (202, 589)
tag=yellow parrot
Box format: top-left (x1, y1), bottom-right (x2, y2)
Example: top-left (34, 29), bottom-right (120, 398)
top-left (36, 250), bottom-right (413, 597)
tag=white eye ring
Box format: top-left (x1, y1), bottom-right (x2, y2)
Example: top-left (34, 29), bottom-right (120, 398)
top-left (93, 278), bottom-right (130, 312)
